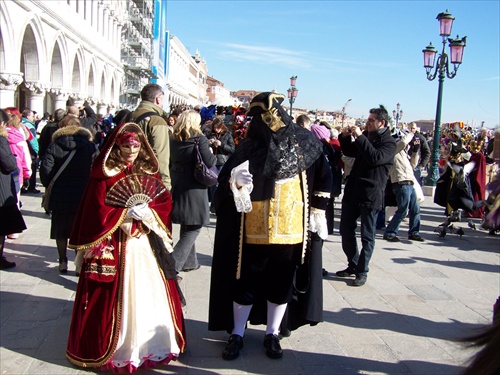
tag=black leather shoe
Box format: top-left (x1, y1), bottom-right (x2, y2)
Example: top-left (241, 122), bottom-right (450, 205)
top-left (222, 334), bottom-right (244, 360)
top-left (353, 275), bottom-right (367, 286)
top-left (383, 235), bottom-right (400, 242)
top-left (335, 267), bottom-right (355, 277)
top-left (408, 234), bottom-right (425, 242)
top-left (263, 334), bottom-right (283, 359)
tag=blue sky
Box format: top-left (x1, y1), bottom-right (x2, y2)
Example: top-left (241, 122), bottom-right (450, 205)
top-left (166, 1), bottom-right (499, 128)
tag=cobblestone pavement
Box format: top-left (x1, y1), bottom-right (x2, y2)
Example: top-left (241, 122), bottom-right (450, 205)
top-left (1, 187), bottom-right (499, 375)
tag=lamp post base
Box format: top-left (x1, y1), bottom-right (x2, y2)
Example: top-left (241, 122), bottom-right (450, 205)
top-left (422, 185), bottom-right (436, 197)
top-left (425, 163), bottom-right (441, 187)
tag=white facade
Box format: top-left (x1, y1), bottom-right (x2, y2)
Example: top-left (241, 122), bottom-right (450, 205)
top-left (166, 35), bottom-right (207, 109)
top-left (0, 0), bottom-right (125, 116)
top-left (208, 83), bottom-right (234, 106)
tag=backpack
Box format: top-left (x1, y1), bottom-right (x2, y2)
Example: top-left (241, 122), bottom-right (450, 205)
top-left (128, 111), bottom-right (161, 124)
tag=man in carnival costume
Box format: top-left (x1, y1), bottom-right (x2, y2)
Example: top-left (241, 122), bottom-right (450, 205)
top-left (208, 92), bottom-right (332, 360)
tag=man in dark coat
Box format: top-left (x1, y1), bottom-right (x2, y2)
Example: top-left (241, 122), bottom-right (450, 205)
top-left (38, 108), bottom-right (67, 159)
top-left (407, 122), bottom-right (430, 185)
top-left (336, 105), bottom-right (396, 286)
top-left (208, 92), bottom-right (332, 361)
top-left (68, 105), bottom-right (98, 138)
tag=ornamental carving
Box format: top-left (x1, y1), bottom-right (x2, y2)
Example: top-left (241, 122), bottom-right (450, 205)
top-left (69, 92), bottom-right (84, 101)
top-left (49, 88), bottom-right (70, 97)
top-left (24, 81), bottom-right (47, 95)
top-left (0, 73), bottom-right (24, 91)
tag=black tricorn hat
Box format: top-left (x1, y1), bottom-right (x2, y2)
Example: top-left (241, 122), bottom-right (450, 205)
top-left (246, 92), bottom-right (286, 116)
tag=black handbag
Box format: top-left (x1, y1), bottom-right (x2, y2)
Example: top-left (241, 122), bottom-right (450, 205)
top-left (193, 139), bottom-right (219, 187)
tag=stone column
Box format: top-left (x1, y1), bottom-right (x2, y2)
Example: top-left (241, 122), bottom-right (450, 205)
top-left (24, 81), bottom-right (47, 115)
top-left (69, 93), bottom-right (84, 108)
top-left (97, 101), bottom-right (108, 116)
top-left (0, 72), bottom-right (24, 108)
top-left (49, 89), bottom-right (70, 111)
top-left (84, 97), bottom-right (97, 113)
top-left (108, 103), bottom-right (118, 115)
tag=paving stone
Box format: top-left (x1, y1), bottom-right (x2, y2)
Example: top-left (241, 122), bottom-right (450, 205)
top-left (405, 285), bottom-right (454, 301)
top-left (1, 193), bottom-right (496, 374)
top-left (411, 267), bottom-right (449, 278)
top-left (380, 334), bottom-right (453, 361)
top-left (382, 295), bottom-right (440, 315)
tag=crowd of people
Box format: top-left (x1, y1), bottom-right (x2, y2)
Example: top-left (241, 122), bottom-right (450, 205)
top-left (0, 85), bottom-right (499, 373)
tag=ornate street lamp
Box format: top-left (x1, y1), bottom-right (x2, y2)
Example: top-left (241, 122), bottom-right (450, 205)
top-left (287, 75), bottom-right (298, 117)
top-left (392, 103), bottom-right (403, 129)
top-left (422, 10), bottom-right (466, 186)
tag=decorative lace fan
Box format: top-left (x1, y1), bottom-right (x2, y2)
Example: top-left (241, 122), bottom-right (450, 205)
top-left (105, 174), bottom-right (167, 208)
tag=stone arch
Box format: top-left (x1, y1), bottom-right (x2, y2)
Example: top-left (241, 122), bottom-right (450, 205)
top-left (0, 1), bottom-right (11, 72)
top-left (0, 27), bottom-right (4, 72)
top-left (50, 40), bottom-right (64, 88)
top-left (17, 14), bottom-right (47, 112)
top-left (87, 63), bottom-right (96, 98)
top-left (20, 24), bottom-right (40, 82)
top-left (100, 71), bottom-right (106, 100)
top-left (71, 51), bottom-right (83, 94)
top-left (110, 76), bottom-right (115, 104)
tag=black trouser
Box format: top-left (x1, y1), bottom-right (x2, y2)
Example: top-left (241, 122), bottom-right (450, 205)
top-left (28, 156), bottom-right (39, 190)
top-left (234, 243), bottom-right (301, 305)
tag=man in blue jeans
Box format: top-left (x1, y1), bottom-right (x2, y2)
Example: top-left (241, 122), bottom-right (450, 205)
top-left (336, 105), bottom-right (396, 286)
top-left (383, 129), bottom-right (425, 243)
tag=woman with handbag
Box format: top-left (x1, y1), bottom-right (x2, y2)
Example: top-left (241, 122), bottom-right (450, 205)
top-left (0, 109), bottom-right (27, 269)
top-left (40, 115), bottom-right (98, 273)
top-left (66, 122), bottom-right (186, 372)
top-left (169, 110), bottom-right (216, 273)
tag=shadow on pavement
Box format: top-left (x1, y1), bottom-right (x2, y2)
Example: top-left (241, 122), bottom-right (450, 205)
top-left (323, 308), bottom-right (483, 341)
top-left (410, 256), bottom-right (500, 274)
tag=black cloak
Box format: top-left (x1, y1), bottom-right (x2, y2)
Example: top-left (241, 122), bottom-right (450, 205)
top-left (208, 92), bottom-right (332, 333)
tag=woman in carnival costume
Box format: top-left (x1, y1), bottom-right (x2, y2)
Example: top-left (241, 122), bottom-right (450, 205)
top-left (66, 122), bottom-right (186, 372)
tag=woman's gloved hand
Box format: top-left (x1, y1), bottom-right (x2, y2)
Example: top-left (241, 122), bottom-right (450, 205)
top-left (233, 169), bottom-right (253, 188)
top-left (126, 203), bottom-right (151, 221)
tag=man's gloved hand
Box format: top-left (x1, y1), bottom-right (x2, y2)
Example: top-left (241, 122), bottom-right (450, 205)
top-left (233, 169), bottom-right (253, 188)
top-left (126, 203), bottom-right (151, 221)
top-left (309, 208), bottom-right (328, 240)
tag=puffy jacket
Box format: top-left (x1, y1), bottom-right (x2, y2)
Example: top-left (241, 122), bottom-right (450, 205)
top-left (40, 125), bottom-right (98, 213)
top-left (340, 127), bottom-right (396, 210)
top-left (131, 101), bottom-right (171, 189)
top-left (6, 127), bottom-right (31, 182)
top-left (22, 118), bottom-right (39, 155)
